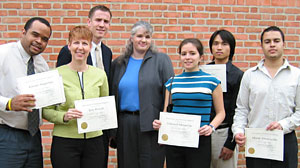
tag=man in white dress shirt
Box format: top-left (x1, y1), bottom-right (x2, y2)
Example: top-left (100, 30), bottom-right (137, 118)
top-left (0, 17), bottom-right (51, 168)
top-left (232, 26), bottom-right (300, 168)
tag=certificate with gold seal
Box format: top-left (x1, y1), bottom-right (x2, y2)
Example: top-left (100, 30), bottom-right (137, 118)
top-left (75, 96), bottom-right (118, 134)
top-left (245, 128), bottom-right (283, 161)
top-left (158, 112), bottom-right (201, 148)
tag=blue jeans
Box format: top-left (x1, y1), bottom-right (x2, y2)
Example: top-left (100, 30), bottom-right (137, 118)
top-left (0, 125), bottom-right (43, 168)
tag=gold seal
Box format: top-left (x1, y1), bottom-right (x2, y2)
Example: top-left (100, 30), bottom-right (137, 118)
top-left (81, 122), bottom-right (88, 129)
top-left (162, 134), bottom-right (168, 141)
top-left (248, 147), bottom-right (255, 154)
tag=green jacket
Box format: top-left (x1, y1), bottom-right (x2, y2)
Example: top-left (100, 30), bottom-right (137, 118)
top-left (43, 65), bottom-right (109, 139)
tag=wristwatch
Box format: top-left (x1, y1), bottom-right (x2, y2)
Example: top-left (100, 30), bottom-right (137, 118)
top-left (209, 124), bottom-right (216, 132)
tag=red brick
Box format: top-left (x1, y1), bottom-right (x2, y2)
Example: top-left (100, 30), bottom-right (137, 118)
top-left (62, 4), bottom-right (81, 9)
top-left (63, 18), bottom-right (81, 24)
top-left (220, 0), bottom-right (235, 5)
top-left (191, 0), bottom-right (209, 4)
top-left (150, 19), bottom-right (167, 24)
top-left (232, 7), bottom-right (249, 12)
top-left (53, 3), bottom-right (61, 9)
top-left (271, 0), bottom-right (288, 6)
top-left (220, 13), bottom-right (235, 19)
top-left (207, 20), bottom-right (222, 25)
top-left (164, 12), bottom-right (181, 18)
top-left (122, 4), bottom-right (139, 10)
top-left (136, 11), bottom-right (153, 17)
top-left (33, 3), bottom-right (51, 9)
top-left (178, 19), bottom-right (195, 25)
top-left (48, 10), bottom-right (67, 16)
top-left (150, 5), bottom-right (167, 10)
top-left (178, 5), bottom-right (195, 11)
top-left (245, 14), bottom-right (261, 20)
top-left (206, 6), bottom-right (222, 12)
top-left (19, 10), bottom-right (37, 16)
top-left (3, 3), bottom-right (21, 9)
top-left (164, 26), bottom-right (181, 32)
top-left (286, 8), bottom-right (300, 14)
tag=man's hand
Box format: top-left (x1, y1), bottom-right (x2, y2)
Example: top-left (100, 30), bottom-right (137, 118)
top-left (219, 147), bottom-right (233, 160)
top-left (266, 121), bottom-right (283, 131)
top-left (10, 94), bottom-right (36, 112)
top-left (235, 133), bottom-right (246, 147)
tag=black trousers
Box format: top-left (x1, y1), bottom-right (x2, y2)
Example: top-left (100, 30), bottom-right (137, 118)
top-left (166, 135), bottom-right (211, 168)
top-left (117, 113), bottom-right (165, 168)
top-left (51, 135), bottom-right (105, 168)
top-left (246, 131), bottom-right (298, 168)
top-left (102, 130), bottom-right (109, 168)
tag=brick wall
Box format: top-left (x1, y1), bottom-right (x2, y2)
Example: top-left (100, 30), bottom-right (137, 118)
top-left (0, 0), bottom-right (299, 167)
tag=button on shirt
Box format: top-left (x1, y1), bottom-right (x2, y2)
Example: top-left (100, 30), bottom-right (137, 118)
top-left (232, 59), bottom-right (300, 135)
top-left (0, 41), bottom-right (49, 130)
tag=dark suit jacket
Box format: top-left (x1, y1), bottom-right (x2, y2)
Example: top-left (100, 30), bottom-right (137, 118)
top-left (56, 43), bottom-right (112, 79)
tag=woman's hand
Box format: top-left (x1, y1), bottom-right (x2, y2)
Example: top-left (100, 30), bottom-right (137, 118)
top-left (153, 119), bottom-right (162, 130)
top-left (198, 125), bottom-right (213, 136)
top-left (63, 108), bottom-right (83, 122)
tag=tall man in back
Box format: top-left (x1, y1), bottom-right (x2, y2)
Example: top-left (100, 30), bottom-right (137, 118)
top-left (0, 17), bottom-right (52, 168)
top-left (56, 5), bottom-right (113, 167)
top-left (208, 30), bottom-right (243, 168)
top-left (232, 26), bottom-right (300, 168)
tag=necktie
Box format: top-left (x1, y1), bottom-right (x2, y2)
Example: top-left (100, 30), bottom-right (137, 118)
top-left (27, 57), bottom-right (40, 136)
top-left (95, 46), bottom-right (104, 70)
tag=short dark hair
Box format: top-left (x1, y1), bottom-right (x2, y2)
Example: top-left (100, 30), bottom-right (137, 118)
top-left (261, 26), bottom-right (285, 43)
top-left (178, 38), bottom-right (204, 56)
top-left (24, 17), bottom-right (52, 36)
top-left (209, 29), bottom-right (236, 61)
top-left (88, 5), bottom-right (112, 19)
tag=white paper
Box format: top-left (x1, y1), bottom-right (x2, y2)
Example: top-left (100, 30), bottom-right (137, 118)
top-left (200, 64), bottom-right (227, 92)
top-left (75, 96), bottom-right (118, 134)
top-left (245, 128), bottom-right (284, 161)
top-left (17, 70), bottom-right (65, 109)
top-left (158, 112), bottom-right (201, 148)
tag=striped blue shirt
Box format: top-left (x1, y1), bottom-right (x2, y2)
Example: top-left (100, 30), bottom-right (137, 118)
top-left (165, 70), bottom-right (220, 126)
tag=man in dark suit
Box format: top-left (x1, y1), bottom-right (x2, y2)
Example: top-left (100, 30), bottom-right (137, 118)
top-left (56, 5), bottom-right (113, 168)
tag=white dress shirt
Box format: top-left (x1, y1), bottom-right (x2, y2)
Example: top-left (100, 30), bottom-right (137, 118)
top-left (91, 41), bottom-right (102, 67)
top-left (232, 59), bottom-right (300, 135)
top-left (0, 41), bottom-right (49, 130)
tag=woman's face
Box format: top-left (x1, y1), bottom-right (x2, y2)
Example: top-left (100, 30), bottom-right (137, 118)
top-left (131, 27), bottom-right (152, 54)
top-left (180, 42), bottom-right (201, 72)
top-left (68, 38), bottom-right (91, 62)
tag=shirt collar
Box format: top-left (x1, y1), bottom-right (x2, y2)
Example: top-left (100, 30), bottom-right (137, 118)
top-left (17, 40), bottom-right (32, 64)
top-left (92, 41), bottom-right (102, 50)
top-left (255, 58), bottom-right (290, 71)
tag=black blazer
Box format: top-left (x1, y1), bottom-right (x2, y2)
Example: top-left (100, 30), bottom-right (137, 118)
top-left (56, 43), bottom-right (112, 78)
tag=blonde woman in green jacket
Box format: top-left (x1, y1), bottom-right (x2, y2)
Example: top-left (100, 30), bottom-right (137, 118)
top-left (43, 26), bottom-right (108, 168)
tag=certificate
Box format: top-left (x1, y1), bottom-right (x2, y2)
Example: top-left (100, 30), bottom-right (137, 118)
top-left (17, 70), bottom-right (65, 109)
top-left (158, 112), bottom-right (201, 148)
top-left (75, 96), bottom-right (118, 134)
top-left (245, 128), bottom-right (284, 161)
top-left (200, 64), bottom-right (227, 92)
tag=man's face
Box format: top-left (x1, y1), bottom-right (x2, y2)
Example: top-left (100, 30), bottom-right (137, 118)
top-left (262, 31), bottom-right (284, 60)
top-left (87, 10), bottom-right (111, 43)
top-left (20, 20), bottom-right (51, 56)
top-left (211, 34), bottom-right (230, 63)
